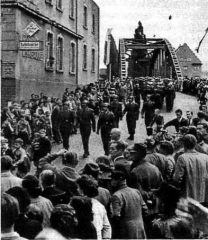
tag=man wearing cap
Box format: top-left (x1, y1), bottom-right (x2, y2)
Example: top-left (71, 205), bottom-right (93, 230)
top-left (77, 100), bottom-right (96, 158)
top-left (15, 114), bottom-right (32, 145)
top-left (123, 95), bottom-right (139, 140)
top-left (110, 168), bottom-right (148, 239)
top-left (110, 95), bottom-right (122, 128)
top-left (13, 138), bottom-right (30, 178)
top-left (32, 129), bottom-right (51, 169)
top-left (60, 102), bottom-right (75, 150)
top-left (129, 143), bottom-right (162, 210)
top-left (141, 94), bottom-right (155, 132)
top-left (51, 98), bottom-right (62, 144)
top-left (145, 137), bottom-right (173, 182)
top-left (97, 103), bottom-right (116, 155)
top-left (1, 137), bottom-right (14, 159)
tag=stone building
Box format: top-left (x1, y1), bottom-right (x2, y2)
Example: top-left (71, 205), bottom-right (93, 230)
top-left (176, 43), bottom-right (202, 79)
top-left (1, 0), bottom-right (100, 106)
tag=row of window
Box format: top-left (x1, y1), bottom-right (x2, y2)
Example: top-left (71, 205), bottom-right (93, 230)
top-left (180, 57), bottom-right (192, 62)
top-left (46, 32), bottom-right (96, 73)
top-left (45, 0), bottom-right (96, 33)
top-left (183, 66), bottom-right (200, 71)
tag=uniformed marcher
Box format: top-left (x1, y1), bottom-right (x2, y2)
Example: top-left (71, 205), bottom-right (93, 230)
top-left (110, 95), bottom-right (122, 128)
top-left (77, 100), bottom-right (96, 158)
top-left (123, 95), bottom-right (139, 140)
top-left (141, 94), bottom-right (155, 132)
top-left (97, 103), bottom-right (116, 156)
top-left (60, 102), bottom-right (75, 150)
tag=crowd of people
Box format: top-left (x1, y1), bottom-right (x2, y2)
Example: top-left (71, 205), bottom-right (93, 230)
top-left (1, 76), bottom-right (208, 239)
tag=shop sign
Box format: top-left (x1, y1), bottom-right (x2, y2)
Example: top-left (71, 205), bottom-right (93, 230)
top-left (19, 41), bottom-right (43, 50)
top-left (22, 51), bottom-right (44, 61)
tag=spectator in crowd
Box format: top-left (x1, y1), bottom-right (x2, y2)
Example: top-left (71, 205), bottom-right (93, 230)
top-left (40, 170), bottom-right (69, 206)
top-left (111, 168), bottom-right (148, 239)
top-left (71, 196), bottom-right (97, 239)
top-left (76, 175), bottom-right (112, 240)
top-left (164, 109), bottom-right (188, 133)
top-left (173, 134), bottom-right (208, 204)
top-left (22, 175), bottom-right (53, 228)
top-left (39, 149), bottom-right (80, 197)
top-left (1, 193), bottom-right (27, 240)
top-left (1, 155), bottom-right (22, 193)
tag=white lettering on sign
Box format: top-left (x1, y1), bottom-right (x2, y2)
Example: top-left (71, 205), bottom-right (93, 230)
top-left (20, 41), bottom-right (40, 50)
top-left (23, 20), bottom-right (41, 37)
top-left (22, 51), bottom-right (44, 61)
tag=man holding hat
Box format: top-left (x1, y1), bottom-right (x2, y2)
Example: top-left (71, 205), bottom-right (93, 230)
top-left (110, 95), bottom-right (122, 128)
top-left (110, 167), bottom-right (148, 239)
top-left (97, 103), bottom-right (116, 155)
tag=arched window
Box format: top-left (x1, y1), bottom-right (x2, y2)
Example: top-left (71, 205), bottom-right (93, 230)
top-left (46, 31), bottom-right (54, 69)
top-left (83, 44), bottom-right (87, 70)
top-left (69, 0), bottom-right (74, 18)
top-left (70, 42), bottom-right (76, 73)
top-left (83, 5), bottom-right (87, 27)
top-left (57, 35), bottom-right (64, 71)
top-left (91, 48), bottom-right (95, 72)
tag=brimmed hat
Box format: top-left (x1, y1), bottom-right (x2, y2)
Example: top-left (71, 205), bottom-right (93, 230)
top-left (1, 137), bottom-right (8, 143)
top-left (82, 162), bottom-right (100, 179)
top-left (128, 143), bottom-right (147, 153)
top-left (14, 138), bottom-right (24, 144)
top-left (39, 129), bottom-right (46, 134)
top-left (111, 170), bottom-right (127, 181)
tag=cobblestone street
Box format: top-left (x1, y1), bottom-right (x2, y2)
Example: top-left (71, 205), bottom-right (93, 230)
top-left (44, 92), bottom-right (198, 172)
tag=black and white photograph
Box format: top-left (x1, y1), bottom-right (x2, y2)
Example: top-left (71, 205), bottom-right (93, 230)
top-left (1, 0), bottom-right (208, 239)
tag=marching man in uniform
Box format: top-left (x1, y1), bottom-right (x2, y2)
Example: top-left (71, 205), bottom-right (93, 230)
top-left (77, 100), bottom-right (96, 158)
top-left (97, 103), bottom-right (116, 156)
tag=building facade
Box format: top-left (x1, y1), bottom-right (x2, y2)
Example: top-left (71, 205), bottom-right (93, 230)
top-left (1, 0), bottom-right (100, 106)
top-left (176, 43), bottom-right (202, 79)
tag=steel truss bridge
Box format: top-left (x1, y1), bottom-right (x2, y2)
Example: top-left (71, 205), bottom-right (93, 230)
top-left (119, 38), bottom-right (183, 82)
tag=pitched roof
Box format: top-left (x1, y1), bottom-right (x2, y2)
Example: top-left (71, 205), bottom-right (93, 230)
top-left (176, 43), bottom-right (202, 65)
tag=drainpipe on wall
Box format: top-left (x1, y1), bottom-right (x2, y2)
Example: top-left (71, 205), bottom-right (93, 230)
top-left (76, 0), bottom-right (78, 86)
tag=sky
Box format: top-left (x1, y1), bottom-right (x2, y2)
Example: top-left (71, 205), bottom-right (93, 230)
top-left (94, 0), bottom-right (208, 71)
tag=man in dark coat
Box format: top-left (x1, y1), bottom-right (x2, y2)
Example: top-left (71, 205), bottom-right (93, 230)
top-left (32, 129), bottom-right (51, 169)
top-left (51, 99), bottom-right (62, 144)
top-left (123, 95), bottom-right (139, 140)
top-left (111, 169), bottom-right (148, 239)
top-left (110, 95), bottom-right (122, 128)
top-left (59, 102), bottom-right (75, 150)
top-left (149, 109), bottom-right (164, 133)
top-left (129, 143), bottom-right (163, 211)
top-left (97, 103), bottom-right (116, 156)
top-left (77, 100), bottom-right (96, 158)
top-left (164, 109), bottom-right (188, 133)
top-left (141, 94), bottom-right (155, 132)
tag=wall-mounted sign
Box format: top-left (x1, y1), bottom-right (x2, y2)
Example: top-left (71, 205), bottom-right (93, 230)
top-left (23, 20), bottom-right (41, 37)
top-left (19, 41), bottom-right (43, 51)
top-left (22, 51), bottom-right (44, 61)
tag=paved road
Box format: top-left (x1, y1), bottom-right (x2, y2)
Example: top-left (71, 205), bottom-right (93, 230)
top-left (41, 92), bottom-right (198, 173)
